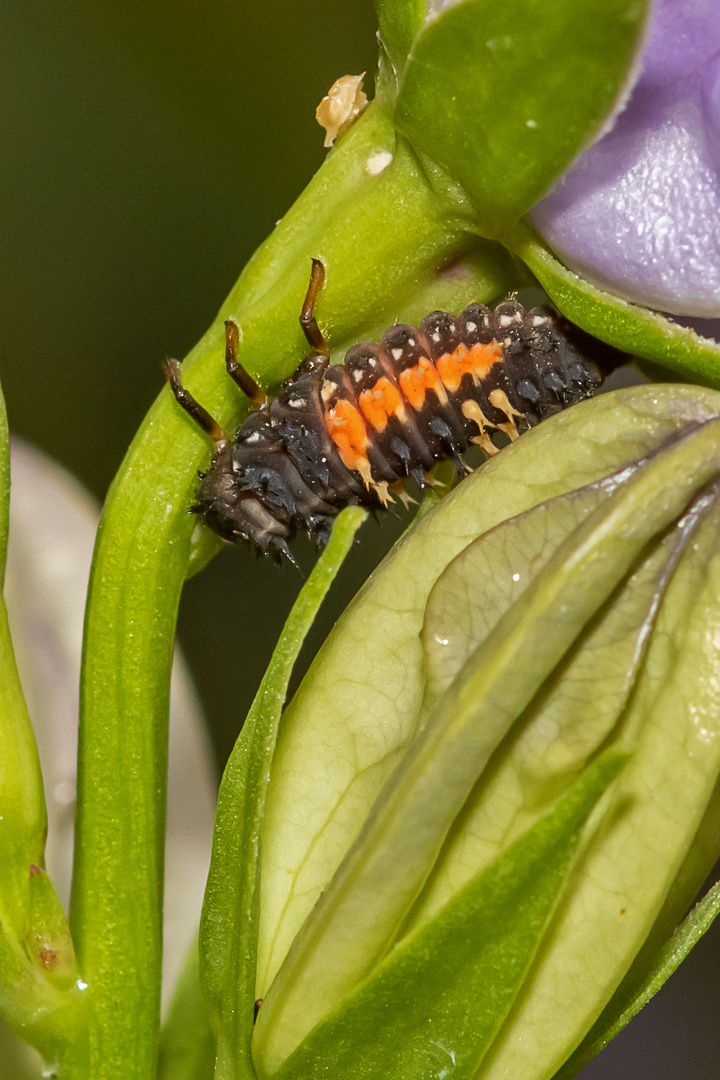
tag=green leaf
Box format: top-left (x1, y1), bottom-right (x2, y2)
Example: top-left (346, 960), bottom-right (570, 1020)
top-left (199, 508), bottom-right (366, 1080)
top-left (554, 877), bottom-right (720, 1080)
top-left (395, 0), bottom-right (649, 235)
top-left (255, 386), bottom-right (720, 1015)
top-left (269, 752), bottom-right (625, 1080)
top-left (509, 223), bottom-right (720, 385)
top-left (254, 417), bottom-right (720, 1075)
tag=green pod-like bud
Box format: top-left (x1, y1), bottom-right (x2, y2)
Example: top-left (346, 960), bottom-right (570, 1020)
top-left (24, 865), bottom-right (78, 992)
top-left (248, 385), bottom-right (720, 1080)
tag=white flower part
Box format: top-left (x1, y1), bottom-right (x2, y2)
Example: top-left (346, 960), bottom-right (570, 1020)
top-left (4, 440), bottom-right (216, 1008)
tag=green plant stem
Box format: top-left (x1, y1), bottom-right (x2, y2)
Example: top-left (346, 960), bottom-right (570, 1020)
top-left (69, 101), bottom-right (479, 1080)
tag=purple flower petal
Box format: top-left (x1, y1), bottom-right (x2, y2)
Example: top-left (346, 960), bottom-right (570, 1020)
top-left (641, 0), bottom-right (720, 86)
top-left (531, 0), bottom-right (720, 318)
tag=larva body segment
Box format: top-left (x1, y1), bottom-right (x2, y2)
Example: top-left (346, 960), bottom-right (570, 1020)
top-left (167, 269), bottom-right (608, 559)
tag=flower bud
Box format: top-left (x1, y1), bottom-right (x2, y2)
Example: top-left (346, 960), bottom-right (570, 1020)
top-left (252, 385), bottom-right (720, 1079)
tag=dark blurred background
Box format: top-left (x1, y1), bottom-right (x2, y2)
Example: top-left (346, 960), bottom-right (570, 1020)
top-left (0, 1), bottom-right (717, 1076)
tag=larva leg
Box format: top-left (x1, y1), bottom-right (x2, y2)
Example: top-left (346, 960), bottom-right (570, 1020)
top-left (224, 318), bottom-right (267, 404)
top-left (300, 258), bottom-right (331, 359)
top-left (165, 358), bottom-right (228, 445)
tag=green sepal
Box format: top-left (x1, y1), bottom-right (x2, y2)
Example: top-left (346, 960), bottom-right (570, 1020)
top-left (374, 0), bottom-right (426, 95)
top-left (268, 751), bottom-right (626, 1080)
top-left (395, 0), bottom-right (649, 236)
top-left (509, 223), bottom-right (720, 386)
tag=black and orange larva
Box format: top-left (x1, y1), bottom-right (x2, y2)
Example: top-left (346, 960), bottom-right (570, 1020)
top-left (166, 261), bottom-right (618, 559)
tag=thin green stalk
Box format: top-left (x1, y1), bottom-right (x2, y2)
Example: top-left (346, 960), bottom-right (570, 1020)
top-left (0, 385), bottom-right (46, 909)
top-left (0, 384), bottom-right (87, 1072)
top-left (69, 101), bottom-right (474, 1080)
top-left (202, 508), bottom-right (366, 1080)
top-left (0, 596), bottom-right (46, 933)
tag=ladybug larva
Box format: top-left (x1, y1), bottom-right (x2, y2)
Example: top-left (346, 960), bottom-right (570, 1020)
top-left (166, 260), bottom-right (617, 559)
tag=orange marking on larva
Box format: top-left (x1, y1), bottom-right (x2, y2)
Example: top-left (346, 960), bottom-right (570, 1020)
top-left (437, 342), bottom-right (503, 393)
top-left (325, 398), bottom-right (373, 482)
top-left (468, 341), bottom-right (503, 380)
top-left (399, 357), bottom-right (448, 411)
top-left (359, 377), bottom-right (407, 431)
top-left (436, 345), bottom-right (468, 394)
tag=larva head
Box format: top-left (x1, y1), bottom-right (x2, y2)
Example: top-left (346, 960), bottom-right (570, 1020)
top-left (192, 442), bottom-right (293, 558)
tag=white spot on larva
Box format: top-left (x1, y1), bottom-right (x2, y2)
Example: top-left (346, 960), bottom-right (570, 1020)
top-left (374, 389), bottom-right (384, 400)
top-left (504, 337), bottom-right (513, 346)
top-left (288, 398), bottom-right (304, 408)
top-left (366, 149), bottom-right (394, 176)
top-left (449, 324), bottom-right (456, 333)
top-left (245, 431), bottom-right (261, 443)
top-left (498, 314), bottom-right (513, 327)
top-left (466, 321), bottom-right (477, 333)
top-left (408, 338), bottom-right (416, 347)
top-left (432, 331), bottom-right (441, 342)
top-left (526, 119), bottom-right (537, 129)
top-left (352, 369), bottom-right (363, 382)
top-left (368, 357), bottom-right (377, 366)
top-left (392, 347), bottom-right (404, 361)
top-left (532, 314), bottom-right (549, 325)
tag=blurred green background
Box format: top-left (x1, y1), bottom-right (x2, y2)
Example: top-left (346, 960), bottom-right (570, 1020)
top-left (0, 1), bottom-right (717, 1076)
top-left (0, 0), bottom-right (407, 769)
